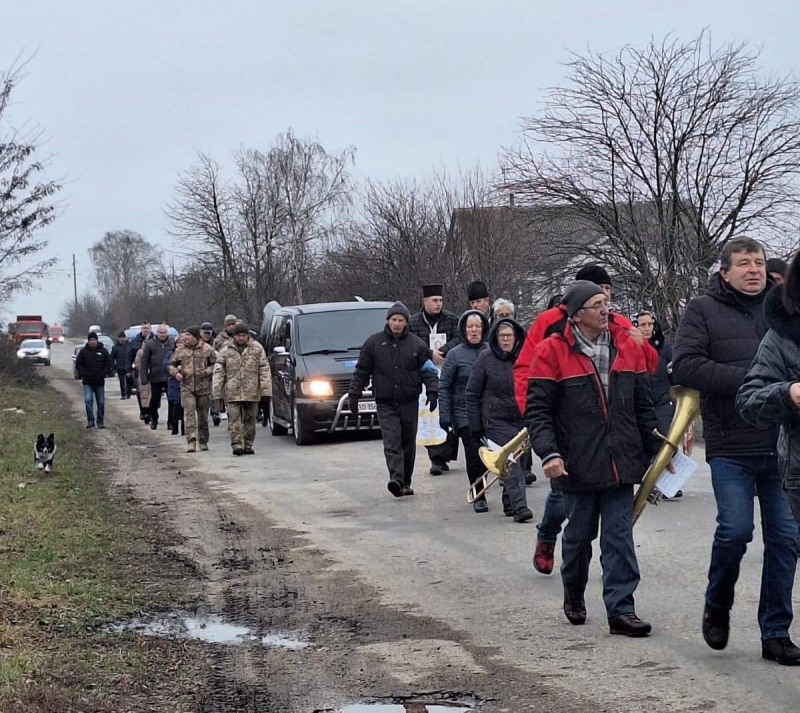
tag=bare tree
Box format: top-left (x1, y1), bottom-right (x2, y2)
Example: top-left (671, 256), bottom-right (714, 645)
top-left (88, 229), bottom-right (159, 324)
top-left (0, 64), bottom-right (62, 308)
top-left (270, 130), bottom-right (355, 303)
top-left (502, 33), bottom-right (800, 328)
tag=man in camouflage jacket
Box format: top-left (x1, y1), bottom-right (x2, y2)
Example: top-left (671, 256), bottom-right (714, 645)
top-left (168, 326), bottom-right (216, 452)
top-left (212, 322), bottom-right (271, 456)
top-left (214, 314), bottom-right (238, 352)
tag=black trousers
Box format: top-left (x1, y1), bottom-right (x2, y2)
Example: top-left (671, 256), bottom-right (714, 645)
top-left (458, 427), bottom-right (487, 503)
top-left (149, 381), bottom-right (167, 424)
top-left (376, 401), bottom-right (418, 487)
top-left (116, 370), bottom-right (132, 397)
top-left (167, 400), bottom-right (185, 434)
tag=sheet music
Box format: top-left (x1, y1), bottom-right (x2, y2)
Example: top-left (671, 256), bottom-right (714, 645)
top-left (655, 452), bottom-right (697, 498)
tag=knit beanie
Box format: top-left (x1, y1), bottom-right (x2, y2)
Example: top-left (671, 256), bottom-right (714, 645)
top-left (386, 302), bottom-right (411, 322)
top-left (224, 314), bottom-right (238, 326)
top-left (87, 331), bottom-right (98, 340)
top-left (185, 325), bottom-right (202, 340)
top-left (562, 281), bottom-right (605, 318)
top-left (232, 322), bottom-right (250, 335)
top-left (575, 264), bottom-right (612, 286)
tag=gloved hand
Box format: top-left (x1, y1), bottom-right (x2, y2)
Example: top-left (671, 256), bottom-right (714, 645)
top-left (348, 393), bottom-right (359, 414)
top-left (471, 429), bottom-right (486, 443)
top-left (439, 418), bottom-right (452, 432)
top-left (427, 394), bottom-right (438, 413)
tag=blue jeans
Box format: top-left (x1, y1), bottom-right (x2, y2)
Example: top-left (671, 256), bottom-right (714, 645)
top-left (537, 489), bottom-right (566, 543)
top-left (562, 485), bottom-right (640, 617)
top-left (83, 384), bottom-right (105, 425)
top-left (707, 456), bottom-right (798, 640)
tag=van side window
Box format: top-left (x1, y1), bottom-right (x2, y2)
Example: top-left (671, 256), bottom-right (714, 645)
top-left (270, 316), bottom-right (285, 352)
top-left (284, 320), bottom-right (292, 354)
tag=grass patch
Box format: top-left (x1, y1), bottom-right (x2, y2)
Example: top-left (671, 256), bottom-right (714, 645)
top-left (0, 378), bottom-right (202, 711)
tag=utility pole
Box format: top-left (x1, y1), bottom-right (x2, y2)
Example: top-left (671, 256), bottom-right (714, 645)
top-left (72, 254), bottom-right (78, 308)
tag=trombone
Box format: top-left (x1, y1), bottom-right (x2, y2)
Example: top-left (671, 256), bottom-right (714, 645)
top-left (467, 429), bottom-right (530, 503)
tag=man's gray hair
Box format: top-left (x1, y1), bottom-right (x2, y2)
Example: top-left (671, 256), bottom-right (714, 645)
top-left (492, 298), bottom-right (515, 317)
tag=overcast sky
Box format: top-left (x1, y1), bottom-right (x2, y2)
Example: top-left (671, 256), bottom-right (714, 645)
top-left (2, 0), bottom-right (798, 325)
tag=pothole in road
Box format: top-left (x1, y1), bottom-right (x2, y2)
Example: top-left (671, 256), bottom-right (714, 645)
top-left (108, 612), bottom-right (310, 649)
top-left (337, 695), bottom-right (477, 713)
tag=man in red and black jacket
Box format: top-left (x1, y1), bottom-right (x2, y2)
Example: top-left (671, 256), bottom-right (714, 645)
top-left (525, 281), bottom-right (659, 638)
top-left (517, 265), bottom-right (657, 577)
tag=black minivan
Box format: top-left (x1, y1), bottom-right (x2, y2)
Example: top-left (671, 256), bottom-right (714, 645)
top-left (264, 301), bottom-right (393, 445)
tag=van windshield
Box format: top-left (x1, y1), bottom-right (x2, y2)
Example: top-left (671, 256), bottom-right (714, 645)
top-left (297, 309), bottom-right (388, 355)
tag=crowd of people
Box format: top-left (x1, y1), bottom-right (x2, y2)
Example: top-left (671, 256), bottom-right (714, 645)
top-left (74, 237), bottom-right (800, 664)
top-left (75, 316), bottom-right (271, 455)
top-left (347, 239), bottom-right (800, 664)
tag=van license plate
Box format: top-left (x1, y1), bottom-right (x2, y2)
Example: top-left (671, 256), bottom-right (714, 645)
top-left (358, 401), bottom-right (377, 413)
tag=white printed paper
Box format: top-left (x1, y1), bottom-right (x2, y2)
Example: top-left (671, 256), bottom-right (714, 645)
top-left (655, 451), bottom-right (697, 498)
top-left (429, 333), bottom-right (447, 352)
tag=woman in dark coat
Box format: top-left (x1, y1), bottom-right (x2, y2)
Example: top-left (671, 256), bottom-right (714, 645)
top-left (465, 318), bottom-right (533, 522)
top-left (737, 255), bottom-right (800, 527)
top-left (439, 309), bottom-right (490, 511)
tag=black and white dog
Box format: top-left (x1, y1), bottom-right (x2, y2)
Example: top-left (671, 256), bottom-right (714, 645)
top-left (34, 433), bottom-right (56, 473)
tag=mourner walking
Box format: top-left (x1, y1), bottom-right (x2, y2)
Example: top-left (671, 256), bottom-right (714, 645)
top-left (408, 284), bottom-right (461, 475)
top-left (526, 281), bottom-right (658, 637)
top-left (110, 331), bottom-right (132, 399)
top-left (438, 309), bottom-right (493, 512)
top-left (169, 325), bottom-right (216, 452)
top-left (127, 320), bottom-right (153, 422)
top-left (349, 302), bottom-right (439, 498)
top-left (213, 322), bottom-right (271, 456)
top-left (75, 331), bottom-right (112, 429)
top-left (139, 323), bottom-right (175, 430)
top-left (673, 237), bottom-right (800, 665)
top-left (465, 317), bottom-right (533, 521)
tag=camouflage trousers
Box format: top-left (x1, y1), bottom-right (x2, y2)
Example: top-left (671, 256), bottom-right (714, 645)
top-left (227, 401), bottom-right (258, 448)
top-left (182, 392), bottom-right (210, 445)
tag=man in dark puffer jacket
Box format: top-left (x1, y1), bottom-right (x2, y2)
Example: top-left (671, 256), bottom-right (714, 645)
top-left (349, 303), bottom-right (439, 498)
top-left (76, 331), bottom-right (112, 429)
top-left (672, 237), bottom-right (799, 666)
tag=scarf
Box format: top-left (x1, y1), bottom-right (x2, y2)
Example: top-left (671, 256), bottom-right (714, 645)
top-left (571, 322), bottom-right (611, 398)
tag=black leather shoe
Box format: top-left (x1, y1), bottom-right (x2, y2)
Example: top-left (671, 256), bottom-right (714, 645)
top-left (563, 588), bottom-right (586, 625)
top-left (703, 604), bottom-right (730, 650)
top-left (212, 416), bottom-right (221, 427)
top-left (149, 421), bottom-right (157, 430)
top-left (232, 447), bottom-right (244, 456)
top-left (525, 472), bottom-right (537, 485)
top-left (387, 480), bottom-right (403, 497)
top-left (97, 423), bottom-right (106, 430)
top-left (243, 447), bottom-right (255, 455)
top-left (401, 486), bottom-right (414, 496)
top-left (514, 507), bottom-right (534, 523)
top-left (762, 637), bottom-right (800, 665)
top-left (440, 462), bottom-right (450, 472)
top-left (143, 414), bottom-right (150, 425)
top-left (429, 462), bottom-right (443, 476)
top-left (609, 612), bottom-right (651, 637)
top-left (473, 499), bottom-right (489, 513)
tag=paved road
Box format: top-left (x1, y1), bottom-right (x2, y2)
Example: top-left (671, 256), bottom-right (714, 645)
top-left (56, 343), bottom-right (800, 712)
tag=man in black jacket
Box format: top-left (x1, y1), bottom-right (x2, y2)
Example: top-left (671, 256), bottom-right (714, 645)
top-left (408, 284), bottom-right (460, 475)
top-left (127, 320), bottom-right (152, 421)
top-left (672, 237), bottom-right (800, 665)
top-left (349, 302), bottom-right (438, 498)
top-left (110, 331), bottom-right (132, 400)
top-left (76, 332), bottom-right (112, 429)
top-left (140, 323), bottom-right (175, 430)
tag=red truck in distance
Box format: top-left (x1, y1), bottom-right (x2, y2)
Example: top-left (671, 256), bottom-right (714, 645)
top-left (14, 315), bottom-right (48, 344)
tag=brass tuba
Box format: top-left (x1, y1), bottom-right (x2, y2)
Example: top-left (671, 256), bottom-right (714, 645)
top-left (632, 386), bottom-right (702, 524)
top-left (468, 428), bottom-right (530, 503)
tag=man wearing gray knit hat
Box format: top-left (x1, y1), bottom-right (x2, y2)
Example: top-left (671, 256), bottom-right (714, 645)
top-left (349, 302), bottom-right (438, 497)
top-left (525, 279), bottom-right (659, 637)
top-left (214, 314), bottom-right (239, 352)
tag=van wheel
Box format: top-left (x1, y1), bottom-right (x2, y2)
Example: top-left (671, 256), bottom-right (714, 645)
top-left (268, 398), bottom-right (288, 436)
top-left (292, 398), bottom-right (314, 446)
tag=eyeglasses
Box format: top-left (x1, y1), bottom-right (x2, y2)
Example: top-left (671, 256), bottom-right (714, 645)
top-left (497, 333), bottom-right (516, 339)
top-left (579, 303), bottom-right (609, 313)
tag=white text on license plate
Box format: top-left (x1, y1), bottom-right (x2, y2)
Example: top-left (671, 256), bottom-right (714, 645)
top-left (358, 401), bottom-right (377, 413)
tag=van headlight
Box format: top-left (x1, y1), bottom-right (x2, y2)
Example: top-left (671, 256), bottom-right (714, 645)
top-left (16, 350), bottom-right (25, 358)
top-left (300, 379), bottom-right (333, 397)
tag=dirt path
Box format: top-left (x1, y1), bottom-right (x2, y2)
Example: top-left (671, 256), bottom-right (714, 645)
top-left (48, 372), bottom-right (604, 712)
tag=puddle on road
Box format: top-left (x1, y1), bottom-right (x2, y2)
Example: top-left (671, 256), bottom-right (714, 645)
top-left (340, 705), bottom-right (472, 712)
top-left (109, 612), bottom-right (310, 649)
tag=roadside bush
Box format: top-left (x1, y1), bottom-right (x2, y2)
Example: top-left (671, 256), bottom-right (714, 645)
top-left (0, 340), bottom-right (45, 388)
